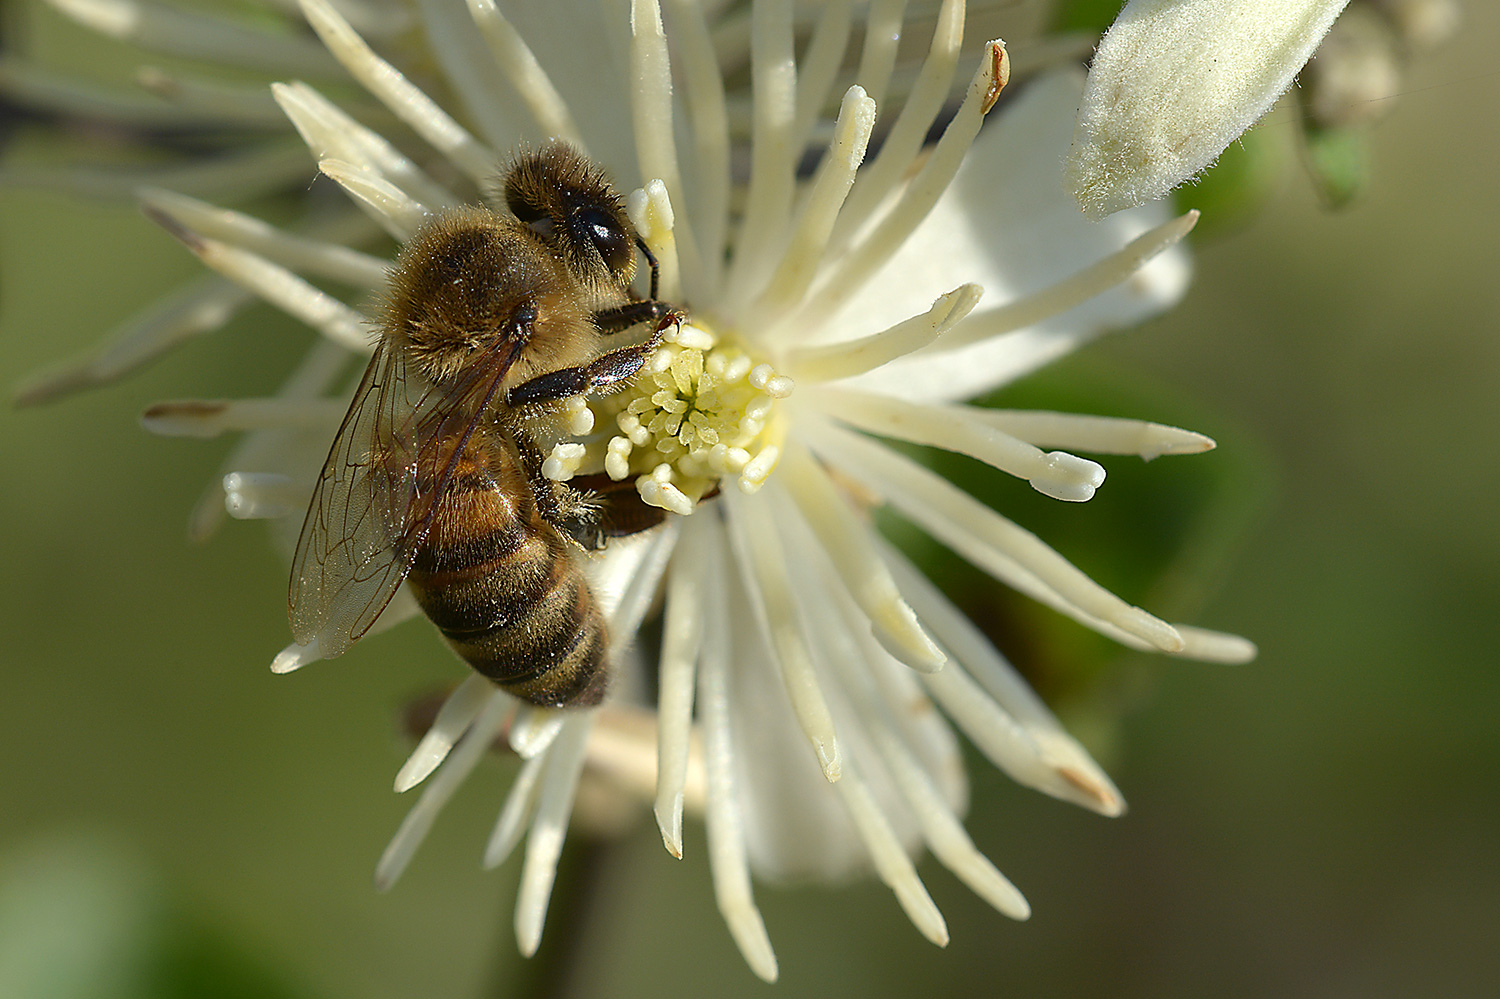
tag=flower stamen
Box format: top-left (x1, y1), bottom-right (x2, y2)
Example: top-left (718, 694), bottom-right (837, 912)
top-left (584, 323), bottom-right (793, 512)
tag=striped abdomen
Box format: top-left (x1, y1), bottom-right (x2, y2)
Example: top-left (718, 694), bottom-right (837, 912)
top-left (405, 446), bottom-right (608, 707)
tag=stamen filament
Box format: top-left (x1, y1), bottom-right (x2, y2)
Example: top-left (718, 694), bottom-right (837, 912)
top-left (853, 0), bottom-right (909, 108)
top-left (408, 0), bottom-right (518, 148)
top-left (272, 81), bottom-right (457, 211)
top-left (874, 715), bottom-right (1031, 919)
top-left (508, 706), bottom-right (565, 760)
top-left (777, 447), bottom-right (945, 672)
top-left (790, 0), bottom-right (854, 149)
top-left (829, 0), bottom-right (965, 257)
top-left (134, 67), bottom-right (288, 127)
top-left (970, 410), bottom-right (1216, 460)
top-left (746, 85), bottom-right (877, 325)
top-left (0, 142), bottom-right (313, 200)
top-left (0, 59), bottom-right (278, 128)
top-left (661, 0), bottom-right (730, 300)
top-left (143, 210), bottom-right (373, 353)
top-left (655, 517), bottom-right (709, 858)
top-left (271, 586), bottom-right (420, 672)
top-left (802, 575), bottom-right (1032, 919)
top-left (318, 160), bottom-right (429, 240)
top-left (374, 691), bottom-right (510, 890)
top-left (783, 283), bottom-right (980, 378)
top-left (724, 492), bottom-right (842, 782)
top-left (297, 0), bottom-right (497, 184)
top-left (465, 0), bottom-right (583, 147)
top-left (191, 338), bottom-right (351, 542)
top-left (630, 0), bottom-right (700, 302)
top-left (929, 652), bottom-right (1126, 815)
top-left (835, 768), bottom-right (949, 945)
top-left (699, 520), bottom-right (778, 982)
top-left (482, 749), bottom-right (547, 869)
top-left (881, 541), bottom-right (1129, 814)
top-left (43, 0), bottom-right (338, 76)
top-left (805, 419), bottom-right (1185, 653)
top-left (141, 397), bottom-right (345, 438)
top-left (783, 40), bottom-right (1009, 335)
top-left (605, 519), bottom-right (681, 646)
top-left (725, 0), bottom-right (797, 309)
top-left (812, 389), bottom-right (1108, 502)
top-left (627, 181), bottom-right (682, 305)
top-left (939, 211), bottom-right (1200, 351)
top-left (14, 277), bottom-right (250, 407)
top-left (137, 188), bottom-right (390, 288)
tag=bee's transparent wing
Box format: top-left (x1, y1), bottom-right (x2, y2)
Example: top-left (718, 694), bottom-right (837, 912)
top-left (287, 337), bottom-right (509, 657)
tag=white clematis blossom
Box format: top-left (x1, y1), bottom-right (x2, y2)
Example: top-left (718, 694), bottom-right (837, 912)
top-left (1066, 0), bottom-right (1353, 218)
top-left (15, 0), bottom-right (1258, 982)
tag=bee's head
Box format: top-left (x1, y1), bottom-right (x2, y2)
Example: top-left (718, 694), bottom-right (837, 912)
top-left (500, 140), bottom-right (638, 296)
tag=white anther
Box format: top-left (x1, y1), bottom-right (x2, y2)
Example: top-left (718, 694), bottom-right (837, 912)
top-left (565, 396), bottom-right (595, 435)
top-left (675, 324), bottom-right (716, 350)
top-left (605, 437), bottom-right (633, 480)
top-left (739, 446), bottom-right (780, 492)
top-left (1029, 451), bottom-right (1107, 503)
top-left (542, 442), bottom-right (586, 482)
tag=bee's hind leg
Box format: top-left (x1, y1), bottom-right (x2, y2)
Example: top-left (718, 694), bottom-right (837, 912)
top-left (506, 310), bottom-right (685, 408)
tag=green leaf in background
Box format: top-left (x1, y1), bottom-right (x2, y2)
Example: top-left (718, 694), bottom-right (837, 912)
top-left (1301, 123), bottom-right (1371, 210)
top-left (0, 835), bottom-right (321, 999)
top-left (1049, 0), bottom-right (1126, 36)
top-left (1176, 125), bottom-right (1295, 239)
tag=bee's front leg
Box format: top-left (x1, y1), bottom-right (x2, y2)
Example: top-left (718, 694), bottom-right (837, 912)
top-left (506, 310), bottom-right (685, 408)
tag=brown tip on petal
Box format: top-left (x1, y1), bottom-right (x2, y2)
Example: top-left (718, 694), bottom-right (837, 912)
top-left (14, 367), bottom-right (90, 408)
top-left (982, 42), bottom-right (1011, 114)
top-left (141, 204), bottom-right (207, 254)
top-left (135, 66), bottom-right (178, 97)
top-left (142, 400), bottom-right (225, 421)
top-left (1061, 767), bottom-right (1125, 817)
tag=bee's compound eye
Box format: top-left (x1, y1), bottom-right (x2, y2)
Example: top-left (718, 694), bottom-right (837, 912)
top-left (576, 207), bottom-right (631, 277)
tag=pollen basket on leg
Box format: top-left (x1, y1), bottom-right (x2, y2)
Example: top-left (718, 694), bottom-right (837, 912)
top-left (584, 322), bottom-right (792, 514)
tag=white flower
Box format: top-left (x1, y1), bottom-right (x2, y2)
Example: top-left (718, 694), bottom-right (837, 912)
top-left (16, 0), bottom-right (1255, 982)
top-left (1066, 0), bottom-right (1353, 219)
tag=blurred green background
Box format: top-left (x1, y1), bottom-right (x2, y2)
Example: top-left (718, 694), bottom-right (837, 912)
top-left (2, 2), bottom-right (1498, 997)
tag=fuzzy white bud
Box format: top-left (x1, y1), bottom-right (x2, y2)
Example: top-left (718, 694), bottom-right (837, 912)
top-left (1065, 0), bottom-right (1351, 219)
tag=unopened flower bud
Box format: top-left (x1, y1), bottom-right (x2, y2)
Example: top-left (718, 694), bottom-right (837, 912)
top-left (1066, 0), bottom-right (1352, 219)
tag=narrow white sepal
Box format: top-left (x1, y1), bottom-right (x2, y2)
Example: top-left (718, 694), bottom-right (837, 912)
top-left (374, 693), bottom-right (511, 891)
top-left (393, 675), bottom-right (494, 792)
top-left (515, 714), bottom-right (593, 957)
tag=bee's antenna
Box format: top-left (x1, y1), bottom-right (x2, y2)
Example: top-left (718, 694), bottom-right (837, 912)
top-left (635, 236), bottom-right (659, 302)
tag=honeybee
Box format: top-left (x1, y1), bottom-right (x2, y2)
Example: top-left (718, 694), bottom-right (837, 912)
top-left (288, 142), bottom-right (679, 707)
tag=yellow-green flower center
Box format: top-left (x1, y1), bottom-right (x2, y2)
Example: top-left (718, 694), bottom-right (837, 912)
top-left (542, 322), bottom-right (792, 515)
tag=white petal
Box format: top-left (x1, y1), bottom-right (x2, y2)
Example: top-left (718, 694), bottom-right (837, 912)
top-left (697, 518), bottom-right (779, 982)
top-left (1067, 0), bottom-right (1351, 218)
top-left (654, 517), bottom-right (710, 857)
